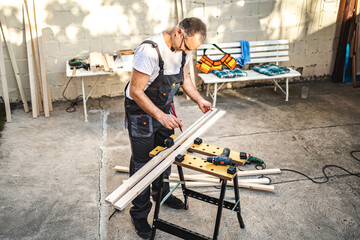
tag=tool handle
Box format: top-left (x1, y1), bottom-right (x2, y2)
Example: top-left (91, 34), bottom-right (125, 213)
top-left (220, 147), bottom-right (231, 157)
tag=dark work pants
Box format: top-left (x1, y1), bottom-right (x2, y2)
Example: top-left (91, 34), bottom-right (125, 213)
top-left (127, 114), bottom-right (174, 220)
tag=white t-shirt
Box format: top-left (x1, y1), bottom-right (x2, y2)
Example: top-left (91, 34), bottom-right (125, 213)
top-left (125, 32), bottom-right (189, 99)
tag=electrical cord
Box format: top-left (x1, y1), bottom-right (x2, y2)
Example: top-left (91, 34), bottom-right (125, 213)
top-left (273, 150), bottom-right (360, 184)
top-left (62, 77), bottom-right (83, 112)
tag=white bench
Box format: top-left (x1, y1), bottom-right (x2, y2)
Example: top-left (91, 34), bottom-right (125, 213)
top-left (196, 40), bottom-right (301, 107)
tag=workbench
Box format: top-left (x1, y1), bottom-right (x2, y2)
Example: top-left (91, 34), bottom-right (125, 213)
top-left (150, 140), bottom-right (246, 240)
top-left (65, 60), bottom-right (132, 122)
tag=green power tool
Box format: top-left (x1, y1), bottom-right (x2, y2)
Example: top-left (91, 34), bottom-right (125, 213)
top-left (240, 152), bottom-right (265, 165)
top-left (69, 58), bottom-right (89, 70)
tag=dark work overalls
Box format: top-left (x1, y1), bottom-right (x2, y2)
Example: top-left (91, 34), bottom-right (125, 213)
top-left (124, 40), bottom-right (186, 221)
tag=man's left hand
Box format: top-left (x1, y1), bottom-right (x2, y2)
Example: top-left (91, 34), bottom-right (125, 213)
top-left (197, 98), bottom-right (212, 113)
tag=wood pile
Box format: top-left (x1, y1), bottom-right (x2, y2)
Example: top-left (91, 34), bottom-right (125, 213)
top-left (89, 52), bottom-right (116, 72)
top-left (0, 0), bottom-right (53, 121)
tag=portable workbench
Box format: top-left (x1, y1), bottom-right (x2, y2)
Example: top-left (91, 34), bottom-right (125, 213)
top-left (149, 142), bottom-right (246, 240)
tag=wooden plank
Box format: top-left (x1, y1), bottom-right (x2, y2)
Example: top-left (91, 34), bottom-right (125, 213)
top-left (237, 168), bottom-right (281, 177)
top-left (24, 4), bottom-right (38, 118)
top-left (37, 34), bottom-right (49, 117)
top-left (0, 29), bottom-right (11, 122)
top-left (197, 40), bottom-right (289, 50)
top-left (24, 0), bottom-right (43, 114)
top-left (174, 154), bottom-right (236, 180)
top-left (105, 109), bottom-right (219, 205)
top-left (33, 0), bottom-right (52, 112)
top-left (102, 55), bottom-right (109, 72)
top-left (113, 110), bottom-right (226, 211)
top-left (105, 54), bottom-right (115, 72)
top-left (168, 181), bottom-right (274, 192)
top-left (0, 10), bottom-right (29, 112)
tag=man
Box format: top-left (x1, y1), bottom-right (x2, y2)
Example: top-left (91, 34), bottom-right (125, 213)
top-left (124, 17), bottom-right (212, 239)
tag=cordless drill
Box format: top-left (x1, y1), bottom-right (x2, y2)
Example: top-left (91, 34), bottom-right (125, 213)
top-left (206, 148), bottom-right (232, 165)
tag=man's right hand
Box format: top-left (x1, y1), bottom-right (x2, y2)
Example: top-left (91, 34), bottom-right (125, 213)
top-left (159, 113), bottom-right (183, 130)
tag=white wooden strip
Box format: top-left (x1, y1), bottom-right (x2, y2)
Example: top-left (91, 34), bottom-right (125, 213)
top-left (24, 4), bottom-right (37, 118)
top-left (113, 110), bottom-right (226, 211)
top-left (38, 34), bottom-right (50, 117)
top-left (196, 51), bottom-right (289, 61)
top-left (33, 0), bottom-right (52, 112)
top-left (196, 44), bottom-right (289, 56)
top-left (0, 10), bottom-right (29, 112)
top-left (249, 56), bottom-right (289, 64)
top-left (105, 109), bottom-right (219, 205)
top-left (169, 181), bottom-right (274, 191)
top-left (198, 40), bottom-right (289, 50)
top-left (0, 29), bottom-right (11, 122)
top-left (237, 168), bottom-right (281, 177)
top-left (24, 0), bottom-right (43, 114)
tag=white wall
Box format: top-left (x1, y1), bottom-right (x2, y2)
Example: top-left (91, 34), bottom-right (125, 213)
top-left (0, 0), bottom-right (342, 102)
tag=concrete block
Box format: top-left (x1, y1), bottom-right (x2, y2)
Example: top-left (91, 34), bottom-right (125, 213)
top-left (232, 2), bottom-right (258, 17)
top-left (59, 40), bottom-right (90, 57)
top-left (293, 40), bottom-right (306, 54)
top-left (258, 0), bottom-right (276, 17)
top-left (305, 39), bottom-right (319, 54)
top-left (318, 39), bottom-right (333, 53)
top-left (43, 41), bottom-right (59, 58)
top-left (89, 38), bottom-right (103, 52)
top-left (42, 27), bottom-right (55, 42)
top-left (231, 17), bottom-right (259, 31)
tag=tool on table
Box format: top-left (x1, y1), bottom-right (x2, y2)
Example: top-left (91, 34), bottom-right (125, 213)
top-left (239, 152), bottom-right (265, 166)
top-left (207, 148), bottom-right (233, 166)
top-left (68, 58), bottom-right (89, 76)
top-left (170, 103), bottom-right (182, 132)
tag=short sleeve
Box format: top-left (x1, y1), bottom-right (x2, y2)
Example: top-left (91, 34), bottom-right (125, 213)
top-left (132, 44), bottom-right (158, 76)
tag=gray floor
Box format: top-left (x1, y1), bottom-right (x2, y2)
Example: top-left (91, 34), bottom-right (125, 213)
top-left (0, 80), bottom-right (359, 240)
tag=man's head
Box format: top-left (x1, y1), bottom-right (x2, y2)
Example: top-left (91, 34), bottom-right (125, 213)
top-left (171, 17), bottom-right (207, 54)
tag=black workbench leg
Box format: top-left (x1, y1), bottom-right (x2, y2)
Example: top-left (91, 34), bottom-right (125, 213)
top-left (233, 175), bottom-right (245, 228)
top-left (151, 172), bottom-right (165, 240)
top-left (213, 179), bottom-right (227, 240)
top-left (177, 165), bottom-right (189, 210)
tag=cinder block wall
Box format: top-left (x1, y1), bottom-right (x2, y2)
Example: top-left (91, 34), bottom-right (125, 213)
top-left (0, 0), bottom-right (347, 102)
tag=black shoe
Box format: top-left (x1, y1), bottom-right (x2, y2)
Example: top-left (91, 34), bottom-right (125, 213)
top-left (131, 218), bottom-right (152, 239)
top-left (164, 195), bottom-right (185, 209)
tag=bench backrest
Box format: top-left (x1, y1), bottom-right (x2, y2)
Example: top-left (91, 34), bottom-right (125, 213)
top-left (196, 40), bottom-right (289, 66)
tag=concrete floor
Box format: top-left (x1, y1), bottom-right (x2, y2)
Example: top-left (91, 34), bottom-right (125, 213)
top-left (0, 80), bottom-right (359, 240)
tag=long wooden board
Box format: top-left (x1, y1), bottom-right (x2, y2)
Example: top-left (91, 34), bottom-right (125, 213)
top-left (0, 30), bottom-right (11, 122)
top-left (0, 10), bottom-right (29, 112)
top-left (105, 109), bottom-right (219, 205)
top-left (113, 110), bottom-right (226, 211)
top-left (24, 3), bottom-right (37, 118)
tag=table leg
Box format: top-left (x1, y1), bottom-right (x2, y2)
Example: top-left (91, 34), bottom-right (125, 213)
top-left (213, 179), bottom-right (227, 239)
top-left (81, 77), bottom-right (88, 122)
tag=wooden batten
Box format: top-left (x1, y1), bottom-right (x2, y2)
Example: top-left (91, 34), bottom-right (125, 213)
top-left (0, 10), bottom-right (29, 112)
top-left (105, 109), bottom-right (219, 205)
top-left (0, 30), bottom-right (11, 122)
top-left (24, 4), bottom-right (38, 118)
top-left (113, 110), bottom-right (226, 211)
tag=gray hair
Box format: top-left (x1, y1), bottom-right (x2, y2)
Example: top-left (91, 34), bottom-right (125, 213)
top-left (179, 17), bottom-right (207, 42)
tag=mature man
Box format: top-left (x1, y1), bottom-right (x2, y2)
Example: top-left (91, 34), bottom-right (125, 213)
top-left (124, 17), bottom-right (212, 239)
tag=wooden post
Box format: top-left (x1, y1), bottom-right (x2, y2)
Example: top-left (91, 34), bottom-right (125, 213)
top-left (0, 10), bottom-right (29, 112)
top-left (0, 30), bottom-right (11, 122)
top-left (24, 4), bottom-right (38, 118)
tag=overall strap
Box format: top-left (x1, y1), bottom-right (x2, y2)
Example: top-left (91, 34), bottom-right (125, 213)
top-left (141, 40), bottom-right (164, 72)
top-left (180, 51), bottom-right (187, 69)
